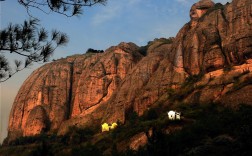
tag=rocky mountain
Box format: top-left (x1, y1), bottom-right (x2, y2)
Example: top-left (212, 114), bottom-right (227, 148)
top-left (5, 0), bottom-right (252, 143)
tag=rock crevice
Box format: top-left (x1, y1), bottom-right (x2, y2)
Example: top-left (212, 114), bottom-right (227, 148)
top-left (6, 0), bottom-right (252, 143)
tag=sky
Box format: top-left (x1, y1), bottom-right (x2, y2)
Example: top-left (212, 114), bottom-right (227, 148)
top-left (0, 0), bottom-right (231, 143)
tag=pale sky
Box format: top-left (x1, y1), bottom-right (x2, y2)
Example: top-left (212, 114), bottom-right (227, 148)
top-left (0, 0), bottom-right (231, 143)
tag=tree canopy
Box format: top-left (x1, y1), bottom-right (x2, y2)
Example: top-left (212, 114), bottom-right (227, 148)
top-left (0, 19), bottom-right (68, 82)
top-left (0, 0), bottom-right (107, 82)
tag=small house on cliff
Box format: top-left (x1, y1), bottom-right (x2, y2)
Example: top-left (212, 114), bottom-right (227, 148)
top-left (101, 122), bottom-right (118, 132)
top-left (110, 123), bottom-right (118, 130)
top-left (102, 123), bottom-right (110, 132)
top-left (168, 111), bottom-right (181, 120)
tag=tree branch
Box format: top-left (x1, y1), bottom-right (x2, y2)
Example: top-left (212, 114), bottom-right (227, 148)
top-left (18, 0), bottom-right (107, 17)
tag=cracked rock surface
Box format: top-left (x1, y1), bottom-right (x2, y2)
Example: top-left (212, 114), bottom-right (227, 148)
top-left (6, 0), bottom-right (252, 142)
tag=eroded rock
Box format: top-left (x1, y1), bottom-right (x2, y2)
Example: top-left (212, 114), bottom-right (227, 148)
top-left (6, 0), bottom-right (252, 143)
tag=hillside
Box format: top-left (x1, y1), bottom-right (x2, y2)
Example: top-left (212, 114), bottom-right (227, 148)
top-left (1, 0), bottom-right (252, 155)
top-left (1, 103), bottom-right (252, 155)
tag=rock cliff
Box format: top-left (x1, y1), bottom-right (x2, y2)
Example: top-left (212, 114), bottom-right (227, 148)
top-left (6, 0), bottom-right (252, 143)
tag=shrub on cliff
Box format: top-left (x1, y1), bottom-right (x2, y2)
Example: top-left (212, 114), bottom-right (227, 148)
top-left (129, 103), bottom-right (252, 155)
top-left (86, 48), bottom-right (104, 54)
top-left (138, 37), bottom-right (174, 56)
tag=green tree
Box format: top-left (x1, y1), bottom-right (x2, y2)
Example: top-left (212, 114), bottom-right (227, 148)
top-left (18, 0), bottom-right (107, 17)
top-left (0, 19), bottom-right (68, 82)
top-left (0, 0), bottom-right (107, 82)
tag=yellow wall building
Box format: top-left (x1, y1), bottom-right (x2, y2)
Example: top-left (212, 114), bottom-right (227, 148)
top-left (101, 123), bottom-right (110, 132)
top-left (101, 122), bottom-right (118, 132)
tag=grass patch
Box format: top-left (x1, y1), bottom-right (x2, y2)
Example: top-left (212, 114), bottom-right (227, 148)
top-left (168, 74), bottom-right (205, 101)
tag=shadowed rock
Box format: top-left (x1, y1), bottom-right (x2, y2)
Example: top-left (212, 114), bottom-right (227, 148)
top-left (5, 0), bottom-right (252, 143)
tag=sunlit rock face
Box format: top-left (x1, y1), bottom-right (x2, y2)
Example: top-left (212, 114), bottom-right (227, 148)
top-left (23, 105), bottom-right (49, 136)
top-left (7, 42), bottom-right (144, 141)
top-left (6, 0), bottom-right (252, 143)
top-left (173, 0), bottom-right (252, 75)
top-left (190, 0), bottom-right (215, 20)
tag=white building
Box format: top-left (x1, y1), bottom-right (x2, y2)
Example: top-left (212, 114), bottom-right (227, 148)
top-left (167, 111), bottom-right (181, 120)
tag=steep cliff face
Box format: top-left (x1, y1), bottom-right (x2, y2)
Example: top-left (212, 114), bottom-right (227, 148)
top-left (7, 42), bottom-right (143, 140)
top-left (168, 0), bottom-right (252, 106)
top-left (173, 0), bottom-right (252, 75)
top-left (107, 0), bottom-right (252, 123)
top-left (6, 0), bottom-right (252, 142)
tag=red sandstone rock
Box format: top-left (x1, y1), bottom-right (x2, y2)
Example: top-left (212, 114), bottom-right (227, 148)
top-left (129, 132), bottom-right (148, 151)
top-left (6, 0), bottom-right (252, 143)
top-left (23, 105), bottom-right (49, 136)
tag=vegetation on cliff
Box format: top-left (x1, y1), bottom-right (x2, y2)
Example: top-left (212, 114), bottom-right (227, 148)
top-left (6, 0), bottom-right (252, 142)
top-left (1, 101), bottom-right (252, 156)
top-left (2, 0), bottom-right (252, 155)
top-left (0, 0), bottom-right (107, 82)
